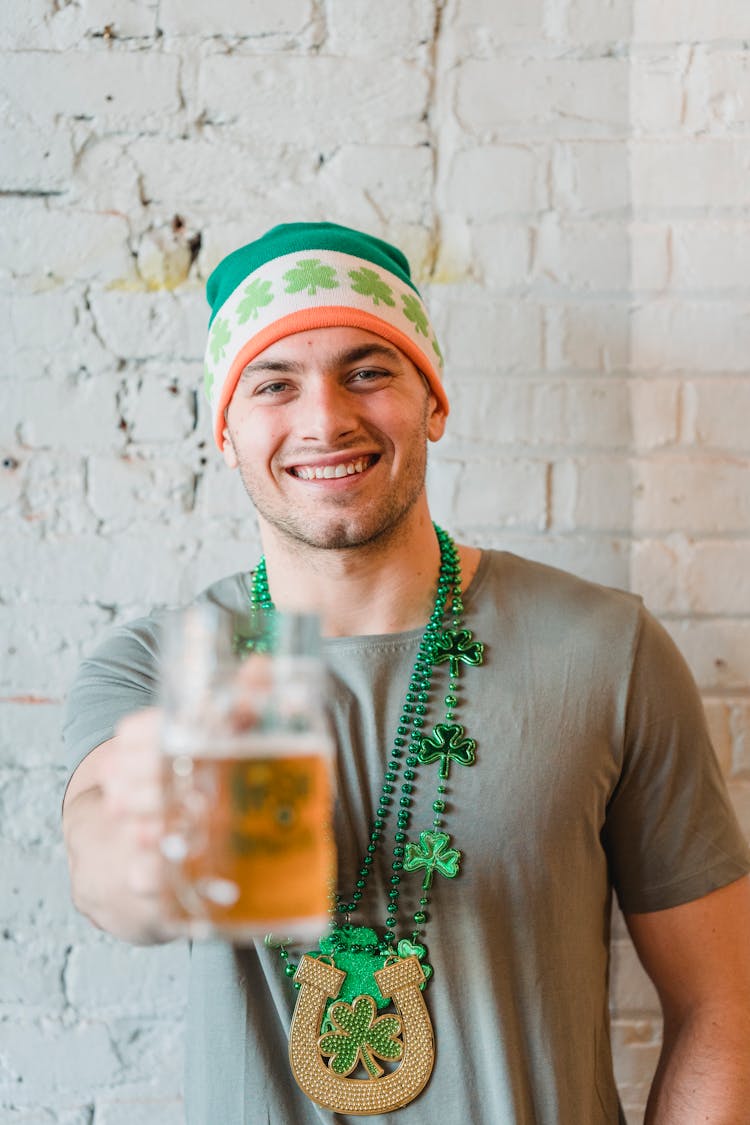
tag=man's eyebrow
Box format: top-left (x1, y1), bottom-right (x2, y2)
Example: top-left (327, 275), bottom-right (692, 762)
top-left (240, 358), bottom-right (302, 377)
top-left (240, 343), bottom-right (403, 379)
top-left (333, 343), bottom-right (403, 366)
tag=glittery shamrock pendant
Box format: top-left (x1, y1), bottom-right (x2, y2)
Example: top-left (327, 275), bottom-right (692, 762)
top-left (309, 925), bottom-right (432, 1021)
top-left (319, 995), bottom-right (403, 1078)
top-left (288, 926), bottom-right (435, 1114)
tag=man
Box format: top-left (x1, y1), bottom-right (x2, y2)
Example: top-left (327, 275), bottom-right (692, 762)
top-left (63, 222), bottom-right (750, 1123)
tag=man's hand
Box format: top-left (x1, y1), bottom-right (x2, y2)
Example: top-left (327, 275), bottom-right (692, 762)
top-left (63, 708), bottom-right (178, 945)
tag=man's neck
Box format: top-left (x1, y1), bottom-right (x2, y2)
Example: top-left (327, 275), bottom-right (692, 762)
top-left (257, 511), bottom-right (479, 638)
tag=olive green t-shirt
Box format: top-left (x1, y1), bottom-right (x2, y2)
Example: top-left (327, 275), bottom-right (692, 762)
top-left (63, 551), bottom-right (750, 1124)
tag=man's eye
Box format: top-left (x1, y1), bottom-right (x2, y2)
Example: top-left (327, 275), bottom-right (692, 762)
top-left (350, 368), bottom-right (389, 385)
top-left (256, 381), bottom-right (291, 395)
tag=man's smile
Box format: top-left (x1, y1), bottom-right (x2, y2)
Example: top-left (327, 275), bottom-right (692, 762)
top-left (287, 454), bottom-right (379, 481)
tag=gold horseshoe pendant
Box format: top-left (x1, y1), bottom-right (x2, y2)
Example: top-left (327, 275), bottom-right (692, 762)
top-left (288, 954), bottom-right (435, 1115)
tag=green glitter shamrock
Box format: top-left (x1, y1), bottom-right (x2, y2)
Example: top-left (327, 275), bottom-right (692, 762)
top-left (417, 722), bottom-right (476, 779)
top-left (283, 258), bottom-right (339, 295)
top-left (318, 995), bottom-right (403, 1078)
top-left (432, 627), bottom-right (484, 678)
top-left (432, 335), bottom-right (443, 363)
top-left (403, 830), bottom-right (461, 889)
top-left (348, 267), bottom-right (395, 307)
top-left (209, 316), bottom-right (231, 365)
top-left (315, 925), bottom-right (390, 1011)
top-left (236, 277), bottom-right (274, 322)
top-left (401, 292), bottom-right (429, 336)
top-left (203, 363), bottom-right (214, 401)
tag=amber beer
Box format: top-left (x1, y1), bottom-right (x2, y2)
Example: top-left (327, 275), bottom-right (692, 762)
top-left (162, 733), bottom-right (335, 939)
top-left (159, 605), bottom-right (334, 941)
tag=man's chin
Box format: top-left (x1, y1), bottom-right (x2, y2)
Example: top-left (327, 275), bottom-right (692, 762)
top-left (260, 510), bottom-right (410, 553)
top-left (284, 523), bottom-right (382, 552)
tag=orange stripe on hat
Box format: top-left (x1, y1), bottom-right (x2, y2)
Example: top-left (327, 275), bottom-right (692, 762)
top-left (214, 306), bottom-right (447, 448)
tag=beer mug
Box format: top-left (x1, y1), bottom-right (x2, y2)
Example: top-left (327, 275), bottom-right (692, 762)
top-left (158, 604), bottom-right (336, 942)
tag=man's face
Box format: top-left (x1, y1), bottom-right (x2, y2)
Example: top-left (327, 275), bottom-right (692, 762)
top-left (222, 326), bottom-right (447, 551)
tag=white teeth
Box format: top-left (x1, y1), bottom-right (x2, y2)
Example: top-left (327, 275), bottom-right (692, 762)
top-left (294, 457), bottom-right (371, 480)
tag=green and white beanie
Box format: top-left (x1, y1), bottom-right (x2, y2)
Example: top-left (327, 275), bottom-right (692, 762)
top-left (204, 221), bottom-right (446, 447)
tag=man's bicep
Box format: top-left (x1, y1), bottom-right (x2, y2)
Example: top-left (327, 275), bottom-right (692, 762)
top-left (624, 875), bottom-right (750, 1016)
top-left (62, 615), bottom-right (162, 809)
top-left (63, 738), bottom-right (117, 813)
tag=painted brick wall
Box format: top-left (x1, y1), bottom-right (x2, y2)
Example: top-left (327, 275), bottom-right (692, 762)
top-left (2, 2), bottom-right (748, 1121)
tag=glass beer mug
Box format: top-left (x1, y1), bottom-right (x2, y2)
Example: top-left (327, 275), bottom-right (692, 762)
top-left (159, 604), bottom-right (336, 942)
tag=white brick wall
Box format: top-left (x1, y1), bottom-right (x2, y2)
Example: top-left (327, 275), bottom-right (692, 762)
top-left (2, 1), bottom-right (748, 1122)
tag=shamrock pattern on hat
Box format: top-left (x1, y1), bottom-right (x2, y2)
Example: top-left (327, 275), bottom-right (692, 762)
top-left (237, 277), bottom-right (274, 323)
top-left (348, 267), bottom-right (395, 307)
top-left (401, 292), bottom-right (429, 337)
top-left (283, 258), bottom-right (339, 296)
top-left (209, 316), bottom-right (231, 364)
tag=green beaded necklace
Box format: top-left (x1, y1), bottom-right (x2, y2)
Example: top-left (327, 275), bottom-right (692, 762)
top-left (250, 524), bottom-right (484, 1113)
top-left (251, 522), bottom-right (488, 1111)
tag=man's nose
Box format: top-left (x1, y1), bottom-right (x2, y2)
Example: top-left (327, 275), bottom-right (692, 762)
top-left (300, 379), bottom-right (357, 442)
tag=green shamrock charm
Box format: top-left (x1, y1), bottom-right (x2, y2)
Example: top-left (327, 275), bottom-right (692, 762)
top-left (314, 925), bottom-right (390, 1011)
top-left (318, 996), bottom-right (404, 1078)
top-left (306, 926), bottom-right (433, 1028)
top-left (417, 722), bottom-right (476, 779)
top-left (432, 628), bottom-right (484, 678)
top-left (403, 830), bottom-right (461, 890)
top-left (283, 258), bottom-right (339, 295)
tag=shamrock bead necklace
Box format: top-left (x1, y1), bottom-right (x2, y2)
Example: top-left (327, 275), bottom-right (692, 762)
top-left (250, 524), bottom-right (484, 981)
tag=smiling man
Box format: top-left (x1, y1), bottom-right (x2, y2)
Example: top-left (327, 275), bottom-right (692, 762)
top-left (222, 329), bottom-right (443, 554)
top-left (63, 222), bottom-right (750, 1124)
top-left (209, 224), bottom-right (449, 563)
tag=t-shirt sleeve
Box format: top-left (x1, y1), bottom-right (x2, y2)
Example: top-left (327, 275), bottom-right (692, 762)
top-left (62, 616), bottom-right (163, 777)
top-left (603, 605), bottom-right (750, 914)
top-left (61, 574), bottom-right (250, 782)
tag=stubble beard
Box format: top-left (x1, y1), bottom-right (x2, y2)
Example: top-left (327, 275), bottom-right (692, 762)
top-left (232, 415), bottom-right (431, 553)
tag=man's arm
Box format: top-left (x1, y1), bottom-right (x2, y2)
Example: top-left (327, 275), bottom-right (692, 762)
top-left (63, 709), bottom-right (175, 945)
top-left (625, 875), bottom-right (750, 1125)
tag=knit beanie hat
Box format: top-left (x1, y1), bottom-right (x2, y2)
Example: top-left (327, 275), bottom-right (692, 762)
top-left (204, 221), bottom-right (446, 447)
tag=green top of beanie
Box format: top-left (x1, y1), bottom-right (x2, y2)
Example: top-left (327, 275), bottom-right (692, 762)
top-left (205, 221), bottom-right (419, 327)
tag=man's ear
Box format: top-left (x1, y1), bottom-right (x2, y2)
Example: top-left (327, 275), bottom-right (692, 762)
top-left (427, 392), bottom-right (447, 443)
top-left (222, 427), bottom-right (239, 469)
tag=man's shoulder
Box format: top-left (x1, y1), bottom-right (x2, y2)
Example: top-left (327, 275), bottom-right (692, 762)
top-left (89, 571), bottom-right (253, 657)
top-left (476, 546), bottom-right (638, 603)
top-left (473, 547), bottom-right (644, 634)
top-left (193, 570), bottom-right (253, 615)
